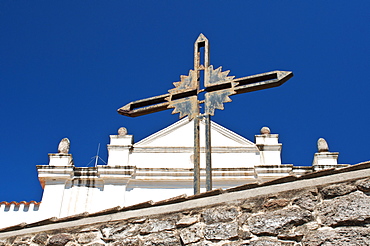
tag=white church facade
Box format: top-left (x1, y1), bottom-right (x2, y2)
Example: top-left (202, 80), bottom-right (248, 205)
top-left (0, 118), bottom-right (347, 229)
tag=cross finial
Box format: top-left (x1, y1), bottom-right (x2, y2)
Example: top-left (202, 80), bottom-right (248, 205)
top-left (196, 33), bottom-right (207, 42)
top-left (117, 35), bottom-right (293, 194)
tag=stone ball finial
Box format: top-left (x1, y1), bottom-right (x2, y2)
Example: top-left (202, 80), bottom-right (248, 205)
top-left (118, 127), bottom-right (128, 136)
top-left (317, 138), bottom-right (329, 152)
top-left (58, 138), bottom-right (70, 154)
top-left (260, 126), bottom-right (271, 135)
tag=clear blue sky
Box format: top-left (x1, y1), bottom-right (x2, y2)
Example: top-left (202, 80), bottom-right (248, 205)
top-left (1, 1), bottom-right (370, 202)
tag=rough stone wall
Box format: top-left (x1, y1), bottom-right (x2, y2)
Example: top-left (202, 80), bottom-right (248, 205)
top-left (1, 178), bottom-right (370, 246)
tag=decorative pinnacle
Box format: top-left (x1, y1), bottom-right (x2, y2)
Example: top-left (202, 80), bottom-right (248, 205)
top-left (317, 138), bottom-right (329, 152)
top-left (58, 138), bottom-right (70, 154)
top-left (118, 127), bottom-right (127, 136)
top-left (260, 127), bottom-right (271, 134)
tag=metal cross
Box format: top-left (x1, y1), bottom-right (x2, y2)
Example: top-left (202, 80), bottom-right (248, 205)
top-left (118, 34), bottom-right (293, 194)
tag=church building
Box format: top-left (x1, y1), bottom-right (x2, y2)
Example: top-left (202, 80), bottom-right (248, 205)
top-left (0, 117), bottom-right (346, 229)
top-left (1, 34), bottom-right (369, 245)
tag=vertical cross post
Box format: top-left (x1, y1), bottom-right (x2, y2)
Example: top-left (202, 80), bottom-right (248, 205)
top-left (193, 115), bottom-right (201, 194)
top-left (205, 114), bottom-right (212, 191)
top-left (193, 35), bottom-right (211, 194)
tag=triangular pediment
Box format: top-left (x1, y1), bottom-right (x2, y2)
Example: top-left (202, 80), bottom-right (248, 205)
top-left (134, 118), bottom-right (255, 148)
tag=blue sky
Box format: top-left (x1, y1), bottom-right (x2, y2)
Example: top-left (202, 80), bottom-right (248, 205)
top-left (1, 1), bottom-right (370, 202)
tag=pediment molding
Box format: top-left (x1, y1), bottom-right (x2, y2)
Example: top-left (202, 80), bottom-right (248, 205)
top-left (134, 118), bottom-right (256, 148)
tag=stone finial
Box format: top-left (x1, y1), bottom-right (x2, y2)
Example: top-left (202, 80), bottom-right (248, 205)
top-left (118, 127), bottom-right (128, 136)
top-left (317, 138), bottom-right (329, 152)
top-left (260, 126), bottom-right (271, 135)
top-left (58, 138), bottom-right (70, 154)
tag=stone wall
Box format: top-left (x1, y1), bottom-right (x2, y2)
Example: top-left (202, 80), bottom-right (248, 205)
top-left (1, 176), bottom-right (369, 246)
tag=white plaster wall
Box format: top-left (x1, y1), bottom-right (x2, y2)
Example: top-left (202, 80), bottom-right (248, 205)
top-left (260, 150), bottom-right (282, 165)
top-left (107, 147), bottom-right (131, 166)
top-left (38, 182), bottom-right (66, 218)
top-left (0, 203), bottom-right (41, 229)
top-left (100, 183), bottom-right (127, 209)
top-left (59, 180), bottom-right (106, 217)
top-left (65, 187), bottom-right (100, 217)
top-left (210, 152), bottom-right (260, 168)
top-left (313, 152), bottom-right (339, 166)
top-left (130, 152), bottom-right (191, 169)
top-left (130, 152), bottom-right (260, 169)
top-left (135, 119), bottom-right (254, 148)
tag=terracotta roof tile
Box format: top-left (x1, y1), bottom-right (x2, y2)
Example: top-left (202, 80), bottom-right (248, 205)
top-left (120, 201), bottom-right (154, 212)
top-left (259, 175), bottom-right (298, 186)
top-left (87, 207), bottom-right (121, 217)
top-left (0, 201), bottom-right (40, 206)
top-left (225, 182), bottom-right (259, 193)
top-left (186, 188), bottom-right (223, 200)
top-left (0, 223), bottom-right (27, 232)
top-left (26, 217), bottom-right (58, 227)
top-left (298, 168), bottom-right (336, 180)
top-left (336, 161), bottom-right (370, 173)
top-left (152, 194), bottom-right (187, 206)
top-left (56, 212), bottom-right (90, 222)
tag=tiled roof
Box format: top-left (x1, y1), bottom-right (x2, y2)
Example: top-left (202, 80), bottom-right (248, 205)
top-left (0, 161), bottom-right (369, 233)
top-left (0, 201), bottom-right (40, 206)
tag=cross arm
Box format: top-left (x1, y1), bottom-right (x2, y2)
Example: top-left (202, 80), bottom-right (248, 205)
top-left (117, 93), bottom-right (170, 117)
top-left (233, 71), bottom-right (293, 95)
top-left (117, 70), bottom-right (293, 117)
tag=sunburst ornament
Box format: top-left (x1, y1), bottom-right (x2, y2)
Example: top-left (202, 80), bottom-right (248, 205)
top-left (204, 65), bottom-right (235, 87)
top-left (166, 65), bottom-right (239, 119)
top-left (204, 65), bottom-right (238, 116)
top-left (166, 70), bottom-right (199, 120)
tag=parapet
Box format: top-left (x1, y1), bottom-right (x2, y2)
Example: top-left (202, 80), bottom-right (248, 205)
top-left (0, 201), bottom-right (40, 212)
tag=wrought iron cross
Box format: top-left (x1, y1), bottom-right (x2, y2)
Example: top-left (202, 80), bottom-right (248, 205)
top-left (118, 34), bottom-right (293, 194)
